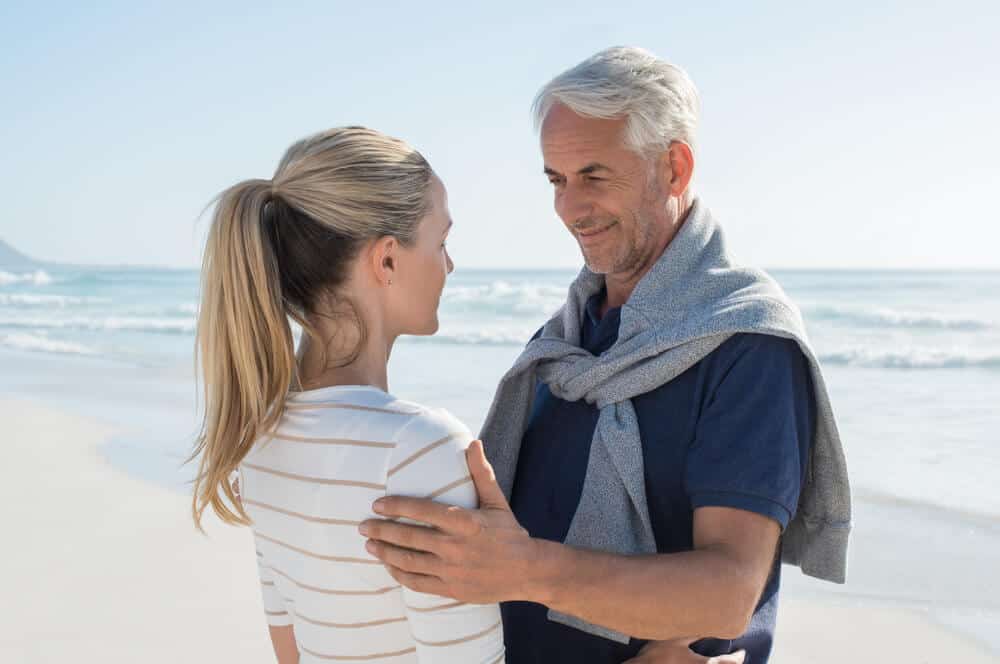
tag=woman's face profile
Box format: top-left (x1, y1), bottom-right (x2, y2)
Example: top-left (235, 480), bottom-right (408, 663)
top-left (389, 175), bottom-right (454, 336)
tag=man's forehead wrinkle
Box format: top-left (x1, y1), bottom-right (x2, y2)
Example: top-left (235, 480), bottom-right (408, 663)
top-left (543, 145), bottom-right (646, 183)
top-left (542, 107), bottom-right (625, 148)
top-left (540, 109), bottom-right (647, 179)
top-left (542, 131), bottom-right (612, 154)
top-left (542, 135), bottom-right (622, 174)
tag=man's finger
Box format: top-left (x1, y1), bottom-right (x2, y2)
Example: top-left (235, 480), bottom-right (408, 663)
top-left (466, 439), bottom-right (510, 510)
top-left (359, 519), bottom-right (444, 555)
top-left (385, 565), bottom-right (450, 597)
top-left (366, 540), bottom-right (442, 576)
top-left (372, 496), bottom-right (470, 533)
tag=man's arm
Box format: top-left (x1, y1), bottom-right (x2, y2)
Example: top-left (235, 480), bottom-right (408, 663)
top-left (361, 440), bottom-right (779, 641)
top-left (531, 505), bottom-right (778, 640)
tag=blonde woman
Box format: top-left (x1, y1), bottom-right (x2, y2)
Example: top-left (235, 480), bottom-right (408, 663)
top-left (189, 127), bottom-right (504, 664)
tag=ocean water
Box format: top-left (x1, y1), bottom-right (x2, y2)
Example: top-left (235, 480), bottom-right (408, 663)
top-left (1, 265), bottom-right (999, 521)
top-left (3, 263), bottom-right (1000, 652)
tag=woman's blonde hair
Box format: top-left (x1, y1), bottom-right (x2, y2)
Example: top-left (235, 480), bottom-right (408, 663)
top-left (189, 126), bottom-right (433, 530)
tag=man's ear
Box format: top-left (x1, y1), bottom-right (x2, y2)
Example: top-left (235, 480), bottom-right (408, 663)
top-left (370, 235), bottom-right (398, 286)
top-left (664, 141), bottom-right (694, 198)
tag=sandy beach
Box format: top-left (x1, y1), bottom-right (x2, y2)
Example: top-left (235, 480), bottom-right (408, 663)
top-left (2, 394), bottom-right (997, 663)
top-left (1, 397), bottom-right (274, 663)
top-left (773, 598), bottom-right (999, 663)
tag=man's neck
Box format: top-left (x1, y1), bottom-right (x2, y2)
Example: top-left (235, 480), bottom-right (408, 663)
top-left (602, 270), bottom-right (646, 316)
top-left (600, 201), bottom-right (694, 316)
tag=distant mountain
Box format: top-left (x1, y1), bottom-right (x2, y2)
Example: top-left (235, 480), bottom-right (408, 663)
top-left (0, 240), bottom-right (185, 271)
top-left (0, 239), bottom-right (41, 270)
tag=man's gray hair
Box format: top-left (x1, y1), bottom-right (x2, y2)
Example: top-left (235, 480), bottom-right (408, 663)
top-left (532, 46), bottom-right (701, 155)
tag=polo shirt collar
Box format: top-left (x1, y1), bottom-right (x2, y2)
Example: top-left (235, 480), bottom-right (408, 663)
top-left (583, 288), bottom-right (622, 352)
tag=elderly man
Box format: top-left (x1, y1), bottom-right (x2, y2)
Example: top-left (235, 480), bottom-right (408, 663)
top-left (361, 47), bottom-right (850, 663)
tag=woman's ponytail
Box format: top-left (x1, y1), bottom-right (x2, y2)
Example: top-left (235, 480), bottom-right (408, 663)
top-left (190, 180), bottom-right (296, 530)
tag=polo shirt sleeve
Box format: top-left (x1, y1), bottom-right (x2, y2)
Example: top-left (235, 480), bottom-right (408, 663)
top-left (685, 333), bottom-right (814, 530)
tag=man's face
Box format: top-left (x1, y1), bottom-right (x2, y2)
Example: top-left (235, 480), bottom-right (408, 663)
top-left (541, 103), bottom-right (671, 277)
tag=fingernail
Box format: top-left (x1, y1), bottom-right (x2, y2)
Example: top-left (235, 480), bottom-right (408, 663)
top-left (372, 500), bottom-right (385, 514)
top-left (358, 523), bottom-right (370, 536)
top-left (365, 540), bottom-right (377, 554)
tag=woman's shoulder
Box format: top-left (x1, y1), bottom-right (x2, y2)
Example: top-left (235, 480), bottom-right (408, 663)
top-left (389, 399), bottom-right (473, 447)
top-left (384, 401), bottom-right (477, 504)
top-left (281, 385), bottom-right (473, 452)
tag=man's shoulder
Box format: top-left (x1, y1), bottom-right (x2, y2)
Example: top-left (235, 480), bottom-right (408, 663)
top-left (633, 333), bottom-right (808, 410)
top-left (695, 332), bottom-right (810, 396)
top-left (712, 332), bottom-right (803, 364)
top-left (689, 333), bottom-right (815, 440)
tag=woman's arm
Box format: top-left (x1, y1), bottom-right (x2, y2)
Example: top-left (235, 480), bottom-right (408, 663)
top-left (268, 625), bottom-right (299, 664)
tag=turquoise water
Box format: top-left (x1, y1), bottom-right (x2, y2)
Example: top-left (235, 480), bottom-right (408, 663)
top-left (1, 265), bottom-right (999, 519)
top-left (3, 266), bottom-right (998, 369)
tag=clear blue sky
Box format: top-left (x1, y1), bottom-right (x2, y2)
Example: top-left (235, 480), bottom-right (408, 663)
top-left (1, 0), bottom-right (998, 269)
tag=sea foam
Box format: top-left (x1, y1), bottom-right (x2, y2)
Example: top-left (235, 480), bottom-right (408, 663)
top-left (0, 293), bottom-right (110, 307)
top-left (820, 348), bottom-right (1000, 370)
top-left (806, 304), bottom-right (993, 331)
top-left (0, 315), bottom-right (196, 335)
top-left (0, 270), bottom-right (54, 286)
top-left (0, 332), bottom-right (97, 355)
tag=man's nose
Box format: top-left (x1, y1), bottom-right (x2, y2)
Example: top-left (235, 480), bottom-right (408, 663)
top-left (555, 184), bottom-right (593, 225)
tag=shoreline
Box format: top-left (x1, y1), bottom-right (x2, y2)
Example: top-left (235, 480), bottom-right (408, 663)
top-left (3, 393), bottom-right (998, 662)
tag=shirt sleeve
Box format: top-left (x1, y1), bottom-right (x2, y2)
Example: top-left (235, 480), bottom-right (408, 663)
top-left (255, 549), bottom-right (293, 627)
top-left (243, 459), bottom-right (293, 627)
top-left (386, 409), bottom-right (506, 663)
top-left (685, 334), bottom-right (815, 530)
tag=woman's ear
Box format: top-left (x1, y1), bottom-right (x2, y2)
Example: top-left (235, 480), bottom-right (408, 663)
top-left (370, 236), bottom-right (398, 287)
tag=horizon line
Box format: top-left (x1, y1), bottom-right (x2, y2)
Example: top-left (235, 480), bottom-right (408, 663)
top-left (3, 261), bottom-right (999, 273)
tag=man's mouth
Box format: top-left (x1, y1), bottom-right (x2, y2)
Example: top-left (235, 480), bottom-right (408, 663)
top-left (576, 222), bottom-right (617, 241)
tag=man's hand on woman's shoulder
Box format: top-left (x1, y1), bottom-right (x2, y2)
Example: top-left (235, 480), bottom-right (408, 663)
top-left (360, 440), bottom-right (543, 604)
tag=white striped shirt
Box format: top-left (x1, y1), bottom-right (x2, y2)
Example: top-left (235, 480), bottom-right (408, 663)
top-left (239, 385), bottom-right (505, 663)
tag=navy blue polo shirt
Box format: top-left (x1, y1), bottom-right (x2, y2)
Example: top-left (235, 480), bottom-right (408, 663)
top-left (502, 291), bottom-right (815, 664)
